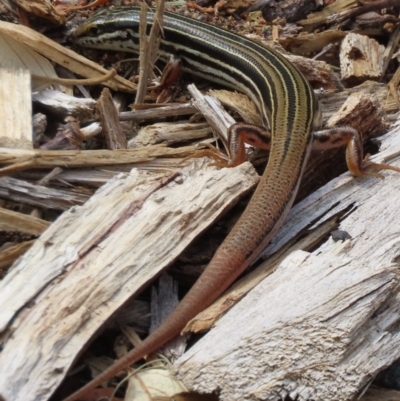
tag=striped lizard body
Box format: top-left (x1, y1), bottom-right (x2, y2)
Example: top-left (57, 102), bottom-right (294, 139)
top-left (64, 7), bottom-right (394, 401)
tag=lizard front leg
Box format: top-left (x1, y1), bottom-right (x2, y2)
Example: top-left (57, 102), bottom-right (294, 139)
top-left (312, 126), bottom-right (400, 178)
top-left (190, 122), bottom-right (271, 167)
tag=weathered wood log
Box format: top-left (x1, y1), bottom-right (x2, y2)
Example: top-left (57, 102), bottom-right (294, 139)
top-left (0, 162), bottom-right (259, 401)
top-left (174, 120), bottom-right (400, 401)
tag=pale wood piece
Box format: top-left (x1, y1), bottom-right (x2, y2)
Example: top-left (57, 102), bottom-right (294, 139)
top-left (188, 84), bottom-right (236, 152)
top-left (340, 33), bottom-right (385, 82)
top-left (80, 122), bottom-right (102, 139)
top-left (0, 68), bottom-right (32, 150)
top-left (188, 84), bottom-right (236, 133)
top-left (36, 167), bottom-right (63, 186)
top-left (388, 66), bottom-right (400, 106)
top-left (96, 88), bottom-right (127, 150)
top-left (0, 162), bottom-right (259, 401)
top-left (0, 206), bottom-right (50, 235)
top-left (174, 121), bottom-right (400, 401)
top-left (280, 31), bottom-right (346, 57)
top-left (129, 122), bottom-right (212, 148)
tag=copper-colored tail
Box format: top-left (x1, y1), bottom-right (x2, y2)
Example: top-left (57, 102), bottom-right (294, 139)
top-left (62, 247), bottom-right (246, 401)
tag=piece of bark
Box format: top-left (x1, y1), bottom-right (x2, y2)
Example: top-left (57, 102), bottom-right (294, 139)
top-left (32, 90), bottom-right (96, 124)
top-left (326, 92), bottom-right (387, 135)
top-left (174, 121), bottom-right (400, 401)
top-left (12, 0), bottom-right (64, 24)
top-left (150, 274), bottom-right (186, 361)
top-left (382, 25), bottom-right (400, 76)
top-left (281, 30), bottom-right (346, 56)
top-left (0, 176), bottom-right (89, 210)
top-left (20, 168), bottom-right (124, 187)
top-left (255, 0), bottom-right (317, 23)
top-left (321, 81), bottom-right (400, 119)
top-left (176, 250), bottom-right (400, 401)
top-left (115, 300), bottom-right (150, 336)
top-left (135, 2), bottom-right (164, 104)
top-left (0, 68), bottom-right (32, 150)
top-left (0, 161), bottom-right (259, 401)
top-left (340, 32), bottom-right (385, 83)
top-left (97, 88), bottom-right (127, 150)
top-left (0, 240), bottom-right (34, 272)
top-left (361, 387), bottom-right (400, 401)
top-left (41, 117), bottom-right (84, 150)
top-left (0, 145), bottom-right (198, 175)
top-left (129, 122), bottom-right (212, 148)
top-left (286, 54), bottom-right (343, 90)
top-left (297, 0), bottom-right (359, 29)
top-left (32, 113), bottom-right (47, 144)
top-left (119, 103), bottom-right (197, 122)
top-left (0, 206), bottom-right (50, 235)
top-left (188, 84), bottom-right (236, 146)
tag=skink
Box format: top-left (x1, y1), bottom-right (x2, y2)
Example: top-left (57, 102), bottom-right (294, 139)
top-left (65, 7), bottom-right (397, 401)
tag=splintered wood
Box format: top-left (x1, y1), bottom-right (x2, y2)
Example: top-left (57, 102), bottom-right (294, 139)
top-left (0, 68), bottom-right (32, 149)
top-left (340, 33), bottom-right (385, 82)
top-left (0, 162), bottom-right (259, 401)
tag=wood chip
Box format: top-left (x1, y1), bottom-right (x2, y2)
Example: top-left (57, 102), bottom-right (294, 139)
top-left (0, 206), bottom-right (50, 235)
top-left (96, 88), bottom-right (127, 150)
top-left (340, 32), bottom-right (385, 83)
top-left (0, 68), bottom-right (32, 149)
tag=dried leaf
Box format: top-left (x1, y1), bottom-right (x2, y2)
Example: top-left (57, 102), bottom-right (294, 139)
top-left (126, 367), bottom-right (186, 401)
top-left (13, 0), bottom-right (65, 24)
top-left (0, 21), bottom-right (136, 93)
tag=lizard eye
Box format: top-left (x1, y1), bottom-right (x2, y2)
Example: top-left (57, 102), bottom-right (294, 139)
top-left (88, 26), bottom-right (99, 36)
